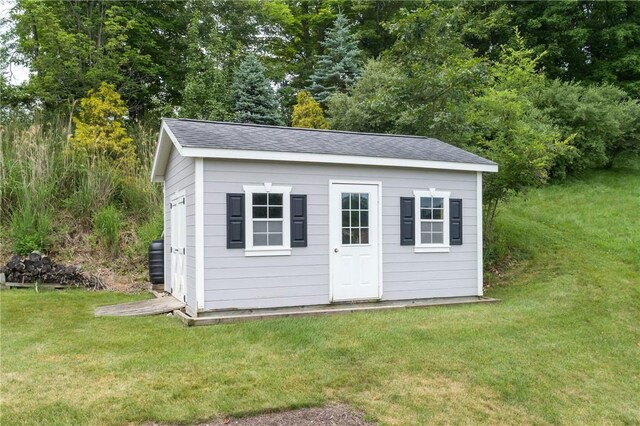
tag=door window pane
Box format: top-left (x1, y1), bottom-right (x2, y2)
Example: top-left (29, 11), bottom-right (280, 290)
top-left (342, 211), bottom-right (349, 227)
top-left (350, 193), bottom-right (360, 209)
top-left (340, 192), bottom-right (371, 245)
top-left (360, 194), bottom-right (368, 209)
top-left (361, 228), bottom-right (369, 244)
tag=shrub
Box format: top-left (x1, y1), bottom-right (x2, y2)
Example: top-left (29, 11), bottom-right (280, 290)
top-left (65, 160), bottom-right (116, 221)
top-left (93, 205), bottom-right (122, 256)
top-left (70, 83), bottom-right (136, 169)
top-left (536, 80), bottom-right (640, 177)
top-left (134, 210), bottom-right (164, 257)
top-left (10, 197), bottom-right (53, 255)
top-left (292, 91), bottom-right (328, 129)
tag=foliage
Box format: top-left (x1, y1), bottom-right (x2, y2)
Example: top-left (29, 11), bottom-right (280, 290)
top-left (70, 83), bottom-right (135, 169)
top-left (536, 80), bottom-right (640, 177)
top-left (93, 205), bottom-right (122, 257)
top-left (8, 0), bottom-right (190, 116)
top-left (180, 10), bottom-right (233, 121)
top-left (328, 4), bottom-right (484, 140)
top-left (308, 13), bottom-right (362, 106)
top-left (231, 55), bottom-right (284, 126)
top-left (10, 195), bottom-right (53, 256)
top-left (0, 116), bottom-right (161, 280)
top-left (291, 91), bottom-right (328, 129)
top-left (463, 35), bottom-right (572, 232)
top-left (460, 1), bottom-right (640, 97)
top-left (3, 168), bottom-right (640, 423)
top-left (133, 210), bottom-right (164, 259)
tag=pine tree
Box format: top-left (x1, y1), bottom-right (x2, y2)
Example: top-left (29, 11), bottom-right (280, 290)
top-left (308, 13), bottom-right (362, 106)
top-left (231, 55), bottom-right (284, 125)
top-left (291, 91), bottom-right (329, 129)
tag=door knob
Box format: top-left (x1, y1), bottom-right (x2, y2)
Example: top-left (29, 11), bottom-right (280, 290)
top-left (334, 248), bottom-right (339, 253)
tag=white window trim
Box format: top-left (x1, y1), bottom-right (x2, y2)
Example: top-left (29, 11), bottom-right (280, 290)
top-left (243, 183), bottom-right (292, 257)
top-left (413, 189), bottom-right (451, 253)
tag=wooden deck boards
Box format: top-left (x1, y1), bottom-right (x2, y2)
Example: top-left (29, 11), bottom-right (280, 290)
top-left (95, 296), bottom-right (185, 317)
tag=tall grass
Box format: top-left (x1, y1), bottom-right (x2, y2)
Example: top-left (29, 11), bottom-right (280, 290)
top-left (0, 115), bottom-right (162, 262)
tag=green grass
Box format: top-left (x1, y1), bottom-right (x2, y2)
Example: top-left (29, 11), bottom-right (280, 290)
top-left (2, 168), bottom-right (640, 425)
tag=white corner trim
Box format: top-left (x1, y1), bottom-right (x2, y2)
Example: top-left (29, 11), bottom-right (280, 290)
top-left (180, 147), bottom-right (499, 173)
top-left (195, 158), bottom-right (204, 311)
top-left (477, 172), bottom-right (484, 296)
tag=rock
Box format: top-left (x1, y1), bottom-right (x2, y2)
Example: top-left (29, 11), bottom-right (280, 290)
top-left (41, 256), bottom-right (51, 265)
top-left (29, 252), bottom-right (41, 262)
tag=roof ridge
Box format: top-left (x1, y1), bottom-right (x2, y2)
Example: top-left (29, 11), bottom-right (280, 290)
top-left (162, 117), bottom-right (434, 141)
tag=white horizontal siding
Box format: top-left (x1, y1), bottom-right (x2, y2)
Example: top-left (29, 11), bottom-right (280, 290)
top-left (202, 160), bottom-right (479, 311)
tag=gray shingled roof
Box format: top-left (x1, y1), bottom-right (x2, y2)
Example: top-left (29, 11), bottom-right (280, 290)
top-left (164, 118), bottom-right (496, 166)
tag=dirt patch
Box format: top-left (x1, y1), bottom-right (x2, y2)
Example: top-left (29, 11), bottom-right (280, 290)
top-left (195, 404), bottom-right (374, 426)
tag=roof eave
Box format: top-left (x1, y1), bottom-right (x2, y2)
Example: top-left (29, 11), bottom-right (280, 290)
top-left (178, 146), bottom-right (498, 173)
top-left (151, 120), bottom-right (183, 182)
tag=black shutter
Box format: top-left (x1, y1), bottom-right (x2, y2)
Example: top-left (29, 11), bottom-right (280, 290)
top-left (450, 198), bottom-right (463, 245)
top-left (227, 193), bottom-right (245, 248)
top-left (290, 194), bottom-right (307, 247)
top-left (400, 197), bottom-right (415, 245)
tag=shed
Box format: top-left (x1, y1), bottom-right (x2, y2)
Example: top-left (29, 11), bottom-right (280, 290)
top-left (151, 118), bottom-right (498, 317)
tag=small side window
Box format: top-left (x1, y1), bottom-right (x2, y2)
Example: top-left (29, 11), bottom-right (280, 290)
top-left (243, 184), bottom-right (292, 256)
top-left (413, 189), bottom-right (451, 253)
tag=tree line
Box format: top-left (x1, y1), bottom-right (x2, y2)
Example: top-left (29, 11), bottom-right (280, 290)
top-left (2, 0), bottom-right (640, 247)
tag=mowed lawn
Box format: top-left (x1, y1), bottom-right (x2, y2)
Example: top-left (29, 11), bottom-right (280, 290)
top-left (2, 169), bottom-right (639, 425)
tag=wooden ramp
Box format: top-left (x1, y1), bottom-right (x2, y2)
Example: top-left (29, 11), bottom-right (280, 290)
top-left (95, 295), bottom-right (185, 317)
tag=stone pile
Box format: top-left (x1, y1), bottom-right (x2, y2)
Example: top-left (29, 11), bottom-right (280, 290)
top-left (1, 252), bottom-right (105, 289)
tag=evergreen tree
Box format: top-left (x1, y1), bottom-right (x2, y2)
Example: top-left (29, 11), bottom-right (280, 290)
top-left (292, 91), bottom-right (329, 129)
top-left (308, 13), bottom-right (361, 106)
top-left (231, 55), bottom-right (284, 125)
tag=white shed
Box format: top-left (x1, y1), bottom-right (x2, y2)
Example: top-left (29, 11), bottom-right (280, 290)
top-left (151, 118), bottom-right (498, 317)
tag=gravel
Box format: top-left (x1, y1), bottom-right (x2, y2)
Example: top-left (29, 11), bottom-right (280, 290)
top-left (150, 404), bottom-right (375, 426)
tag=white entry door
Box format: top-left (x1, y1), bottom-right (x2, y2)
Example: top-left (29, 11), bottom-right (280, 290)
top-left (330, 183), bottom-right (381, 301)
top-left (170, 193), bottom-right (187, 302)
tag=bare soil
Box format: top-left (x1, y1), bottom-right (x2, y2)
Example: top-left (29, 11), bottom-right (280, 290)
top-left (170, 404), bottom-right (374, 426)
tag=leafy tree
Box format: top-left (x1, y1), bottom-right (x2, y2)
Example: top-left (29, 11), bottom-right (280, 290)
top-left (309, 13), bottom-right (362, 106)
top-left (328, 4), bottom-right (483, 140)
top-left (460, 1), bottom-right (640, 96)
top-left (536, 80), bottom-right (640, 177)
top-left (462, 35), bottom-right (572, 231)
top-left (180, 11), bottom-right (232, 121)
top-left (292, 91), bottom-right (328, 129)
top-left (328, 59), bottom-right (407, 133)
top-left (9, 0), bottom-right (190, 115)
top-left (231, 55), bottom-right (284, 126)
top-left (70, 83), bottom-right (135, 169)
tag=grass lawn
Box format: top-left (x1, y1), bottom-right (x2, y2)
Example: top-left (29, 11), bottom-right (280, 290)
top-left (2, 168), bottom-right (639, 425)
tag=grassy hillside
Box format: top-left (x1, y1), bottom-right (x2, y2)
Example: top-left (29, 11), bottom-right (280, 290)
top-left (0, 118), bottom-right (162, 290)
top-left (1, 167), bottom-right (639, 425)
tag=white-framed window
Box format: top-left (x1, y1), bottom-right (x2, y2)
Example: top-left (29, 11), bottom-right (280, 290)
top-left (243, 183), bottom-right (291, 257)
top-left (413, 189), bottom-right (450, 253)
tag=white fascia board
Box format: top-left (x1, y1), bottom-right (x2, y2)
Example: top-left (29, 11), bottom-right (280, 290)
top-left (150, 121), bottom-right (184, 183)
top-left (179, 147), bottom-right (499, 173)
